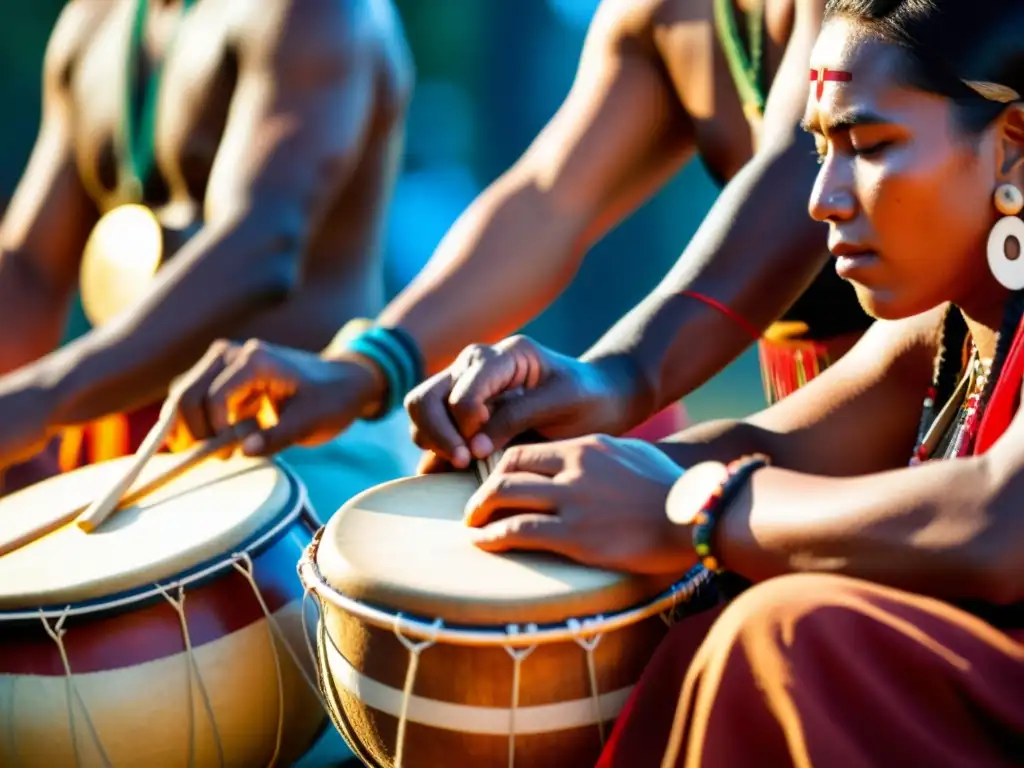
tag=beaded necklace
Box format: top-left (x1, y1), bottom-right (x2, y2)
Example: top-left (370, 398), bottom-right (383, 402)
top-left (911, 344), bottom-right (992, 464)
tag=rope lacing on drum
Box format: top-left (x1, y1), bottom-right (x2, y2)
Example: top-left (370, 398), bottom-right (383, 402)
top-left (503, 623), bottom-right (538, 768)
top-left (391, 613), bottom-right (442, 768)
top-left (568, 616), bottom-right (607, 746)
top-left (39, 607), bottom-right (113, 768)
top-left (155, 582), bottom-right (225, 768)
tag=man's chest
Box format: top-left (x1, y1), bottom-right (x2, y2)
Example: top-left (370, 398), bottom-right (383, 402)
top-left (69, 0), bottom-right (238, 212)
top-left (653, 0), bottom-right (796, 179)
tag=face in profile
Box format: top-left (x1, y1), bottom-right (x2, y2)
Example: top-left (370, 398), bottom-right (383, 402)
top-left (803, 17), bottom-right (1015, 321)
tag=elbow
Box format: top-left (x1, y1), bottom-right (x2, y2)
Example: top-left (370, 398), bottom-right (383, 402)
top-left (229, 207), bottom-right (305, 305)
top-left (970, 541), bottom-right (1024, 607)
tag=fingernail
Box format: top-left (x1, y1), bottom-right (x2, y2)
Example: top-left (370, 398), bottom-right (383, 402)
top-left (470, 434), bottom-right (494, 458)
top-left (452, 446), bottom-right (470, 468)
top-left (242, 434), bottom-right (265, 455)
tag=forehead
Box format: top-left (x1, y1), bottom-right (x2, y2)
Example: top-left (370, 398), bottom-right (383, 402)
top-left (805, 17), bottom-right (918, 127)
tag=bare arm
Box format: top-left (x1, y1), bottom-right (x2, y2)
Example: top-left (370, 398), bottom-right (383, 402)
top-left (655, 309), bottom-right (1024, 604)
top-left (40, 0), bottom-right (378, 424)
top-left (376, 0), bottom-right (694, 374)
top-left (581, 0), bottom-right (832, 414)
top-left (0, 1), bottom-right (101, 376)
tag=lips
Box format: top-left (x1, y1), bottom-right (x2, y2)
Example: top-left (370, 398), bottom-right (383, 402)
top-left (830, 242), bottom-right (878, 279)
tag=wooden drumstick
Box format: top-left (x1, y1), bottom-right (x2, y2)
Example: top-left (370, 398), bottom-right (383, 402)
top-left (0, 421), bottom-right (259, 557)
top-left (76, 407), bottom-right (259, 533)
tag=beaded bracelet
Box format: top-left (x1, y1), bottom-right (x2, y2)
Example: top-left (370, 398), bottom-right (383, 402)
top-left (692, 453), bottom-right (770, 574)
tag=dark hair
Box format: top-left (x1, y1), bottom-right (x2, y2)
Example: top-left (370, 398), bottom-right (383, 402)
top-left (824, 0), bottom-right (1024, 133)
top-left (826, 0), bottom-right (1024, 455)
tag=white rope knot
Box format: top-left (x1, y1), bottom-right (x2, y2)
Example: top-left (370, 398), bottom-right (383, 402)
top-left (38, 607), bottom-right (112, 768)
top-left (502, 624), bottom-right (540, 768)
top-left (567, 617), bottom-right (606, 745)
top-left (391, 614), bottom-right (443, 767)
top-left (155, 581), bottom-right (224, 768)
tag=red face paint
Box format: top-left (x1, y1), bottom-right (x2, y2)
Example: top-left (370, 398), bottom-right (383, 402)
top-left (810, 67), bottom-right (853, 101)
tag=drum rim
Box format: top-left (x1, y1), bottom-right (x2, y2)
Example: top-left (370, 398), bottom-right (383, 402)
top-left (0, 459), bottom-right (314, 622)
top-left (298, 526), bottom-right (713, 648)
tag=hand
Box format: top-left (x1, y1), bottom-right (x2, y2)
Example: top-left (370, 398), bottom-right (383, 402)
top-left (406, 335), bottom-right (640, 470)
top-left (167, 338), bottom-right (385, 456)
top-left (464, 434), bottom-right (693, 575)
top-left (0, 376), bottom-right (58, 472)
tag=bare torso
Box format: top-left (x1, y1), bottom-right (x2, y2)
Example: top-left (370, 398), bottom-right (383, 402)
top-left (68, 0), bottom-right (412, 350)
top-left (650, 0), bottom-right (867, 346)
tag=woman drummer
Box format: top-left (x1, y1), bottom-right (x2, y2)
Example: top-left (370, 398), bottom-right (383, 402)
top-left (413, 0), bottom-right (1024, 763)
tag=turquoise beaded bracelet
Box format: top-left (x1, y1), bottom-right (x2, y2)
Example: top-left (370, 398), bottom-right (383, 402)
top-left (345, 325), bottom-right (425, 418)
top-left (692, 454), bottom-right (770, 573)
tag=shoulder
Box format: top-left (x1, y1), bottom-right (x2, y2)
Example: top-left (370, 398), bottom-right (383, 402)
top-left (43, 0), bottom-right (110, 90)
top-left (586, 0), bottom-right (683, 51)
top-left (229, 0), bottom-right (405, 71)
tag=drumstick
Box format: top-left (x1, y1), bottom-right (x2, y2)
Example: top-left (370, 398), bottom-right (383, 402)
top-left (0, 422), bottom-right (258, 557)
top-left (76, 412), bottom-right (259, 533)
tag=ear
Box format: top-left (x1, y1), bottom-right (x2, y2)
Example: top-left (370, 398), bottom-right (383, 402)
top-left (997, 104), bottom-right (1024, 179)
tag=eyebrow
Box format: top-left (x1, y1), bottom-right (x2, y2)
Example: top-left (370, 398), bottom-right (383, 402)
top-left (801, 109), bottom-right (892, 135)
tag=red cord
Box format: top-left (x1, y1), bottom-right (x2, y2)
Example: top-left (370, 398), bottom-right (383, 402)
top-left (679, 290), bottom-right (762, 340)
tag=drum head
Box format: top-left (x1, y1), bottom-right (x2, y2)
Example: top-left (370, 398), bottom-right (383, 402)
top-left (316, 474), bottom-right (674, 627)
top-left (0, 455), bottom-right (295, 610)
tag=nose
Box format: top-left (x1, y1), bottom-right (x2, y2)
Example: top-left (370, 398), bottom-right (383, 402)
top-left (808, 154), bottom-right (856, 224)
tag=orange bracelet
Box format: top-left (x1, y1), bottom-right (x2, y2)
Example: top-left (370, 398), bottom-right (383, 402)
top-left (679, 291), bottom-right (761, 340)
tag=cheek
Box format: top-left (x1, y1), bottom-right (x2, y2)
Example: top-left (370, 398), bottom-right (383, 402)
top-left (859, 149), bottom-right (989, 280)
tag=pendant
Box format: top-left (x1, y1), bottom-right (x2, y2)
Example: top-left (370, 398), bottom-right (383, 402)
top-left (80, 204), bottom-right (163, 327)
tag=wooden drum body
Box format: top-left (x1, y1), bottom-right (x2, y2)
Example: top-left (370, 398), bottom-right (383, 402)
top-left (300, 474), bottom-right (712, 768)
top-left (0, 455), bottom-right (327, 766)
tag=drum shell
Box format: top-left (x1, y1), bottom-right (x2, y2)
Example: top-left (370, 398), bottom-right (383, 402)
top-left (317, 600), bottom-right (669, 768)
top-left (0, 506), bottom-right (326, 766)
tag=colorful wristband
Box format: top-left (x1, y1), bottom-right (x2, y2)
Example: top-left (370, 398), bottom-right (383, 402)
top-left (692, 453), bottom-right (770, 574)
top-left (343, 325), bottom-right (426, 418)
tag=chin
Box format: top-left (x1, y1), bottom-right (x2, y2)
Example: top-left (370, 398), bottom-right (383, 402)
top-left (850, 283), bottom-right (921, 321)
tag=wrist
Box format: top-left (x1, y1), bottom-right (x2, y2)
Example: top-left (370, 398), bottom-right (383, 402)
top-left (321, 319), bottom-right (425, 420)
top-left (585, 353), bottom-right (657, 434)
top-left (666, 455), bottom-right (769, 574)
top-left (324, 351), bottom-right (389, 420)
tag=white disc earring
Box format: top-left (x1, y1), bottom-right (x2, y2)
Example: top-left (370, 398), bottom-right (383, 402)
top-left (987, 184), bottom-right (1024, 290)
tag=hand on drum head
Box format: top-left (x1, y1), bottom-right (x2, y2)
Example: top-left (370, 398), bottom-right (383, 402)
top-left (167, 338), bottom-right (385, 456)
top-left (463, 434), bottom-right (693, 575)
top-left (405, 335), bottom-right (636, 471)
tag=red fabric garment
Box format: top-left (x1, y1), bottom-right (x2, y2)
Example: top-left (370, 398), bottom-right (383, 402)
top-left (596, 574), bottom-right (1024, 768)
top-left (975, 316), bottom-right (1024, 454)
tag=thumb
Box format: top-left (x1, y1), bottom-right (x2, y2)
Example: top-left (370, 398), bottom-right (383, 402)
top-left (239, 398), bottom-right (323, 456)
top-left (469, 513), bottom-right (570, 556)
top-left (482, 383), bottom-right (582, 452)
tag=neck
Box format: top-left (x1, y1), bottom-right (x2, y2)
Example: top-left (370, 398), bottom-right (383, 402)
top-left (959, 307), bottom-right (1001, 363)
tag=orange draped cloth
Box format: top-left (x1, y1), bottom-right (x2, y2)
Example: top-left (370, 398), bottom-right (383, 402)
top-left (0, 404), bottom-right (161, 495)
top-left (597, 574), bottom-right (1024, 767)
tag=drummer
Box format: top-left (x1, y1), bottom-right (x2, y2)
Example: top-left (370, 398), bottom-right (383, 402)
top-left (0, 0), bottom-right (419, 509)
top-left (143, 0), bottom-right (873, 470)
top-left (426, 0), bottom-right (1024, 763)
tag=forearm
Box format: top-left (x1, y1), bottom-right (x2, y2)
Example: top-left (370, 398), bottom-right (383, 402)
top-left (676, 457), bottom-right (1003, 603)
top-left (0, 251), bottom-right (72, 375)
top-left (42, 215), bottom-right (296, 424)
top-left (655, 419), bottom-right (774, 468)
top-left (582, 136), bottom-right (828, 414)
top-left (376, 174), bottom-right (586, 374)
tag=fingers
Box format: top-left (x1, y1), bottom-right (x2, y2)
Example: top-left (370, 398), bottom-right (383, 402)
top-left (464, 470), bottom-right (562, 527)
top-left (469, 513), bottom-right (572, 557)
top-left (416, 450), bottom-right (457, 475)
top-left (406, 370), bottom-right (471, 468)
top-left (206, 339), bottom-right (281, 435)
top-left (481, 385), bottom-right (580, 453)
top-left (172, 340), bottom-right (237, 444)
top-left (497, 443), bottom-right (567, 477)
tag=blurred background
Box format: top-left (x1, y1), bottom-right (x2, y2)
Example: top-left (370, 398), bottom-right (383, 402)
top-left (0, 0), bottom-right (766, 421)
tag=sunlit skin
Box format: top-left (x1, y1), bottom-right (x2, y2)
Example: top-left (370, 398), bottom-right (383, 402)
top-left (450, 19), bottom-right (1024, 609)
top-left (803, 18), bottom-right (1013, 350)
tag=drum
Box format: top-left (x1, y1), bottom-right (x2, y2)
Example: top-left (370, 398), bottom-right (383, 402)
top-left (0, 454), bottom-right (327, 767)
top-left (299, 473), bottom-right (713, 768)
